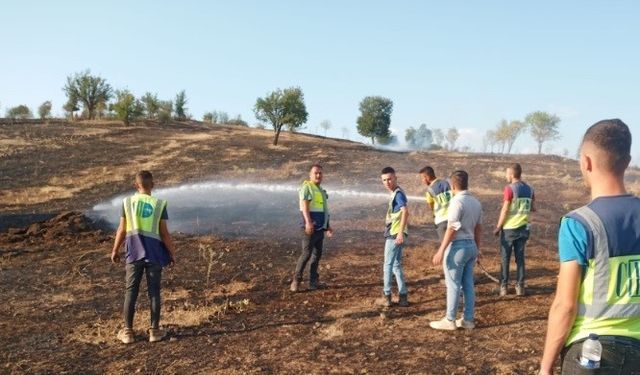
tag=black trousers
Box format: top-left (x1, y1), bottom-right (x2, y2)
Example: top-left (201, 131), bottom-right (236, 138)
top-left (294, 230), bottom-right (324, 283)
top-left (124, 260), bottom-right (162, 329)
top-left (561, 336), bottom-right (640, 374)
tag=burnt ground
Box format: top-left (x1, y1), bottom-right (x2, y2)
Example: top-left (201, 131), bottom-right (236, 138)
top-left (2, 120), bottom-right (636, 374)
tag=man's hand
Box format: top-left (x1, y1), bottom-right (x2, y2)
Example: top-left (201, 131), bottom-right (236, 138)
top-left (168, 255), bottom-right (176, 268)
top-left (432, 250), bottom-right (444, 266)
top-left (305, 222), bottom-right (314, 235)
top-left (111, 250), bottom-right (120, 264)
top-left (538, 368), bottom-right (552, 375)
top-left (395, 232), bottom-right (404, 245)
top-left (326, 227), bottom-right (334, 238)
top-left (493, 227), bottom-right (501, 236)
top-left (476, 251), bottom-right (482, 264)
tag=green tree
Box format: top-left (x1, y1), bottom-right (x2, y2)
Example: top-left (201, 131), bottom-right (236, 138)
top-left (63, 70), bottom-right (112, 119)
top-left (405, 127), bottom-right (417, 147)
top-left (38, 101), bottom-right (52, 120)
top-left (356, 96), bottom-right (393, 144)
top-left (415, 123), bottom-right (433, 149)
top-left (228, 114), bottom-right (248, 127)
top-left (525, 111), bottom-right (561, 154)
top-left (203, 112), bottom-right (214, 123)
top-left (6, 105), bottom-right (32, 119)
top-left (483, 129), bottom-right (497, 153)
top-left (141, 92), bottom-right (160, 119)
top-left (254, 87), bottom-right (308, 145)
top-left (505, 120), bottom-right (527, 154)
top-left (433, 128), bottom-right (445, 147)
top-left (110, 90), bottom-right (144, 126)
top-left (217, 111), bottom-right (229, 124)
top-left (319, 120), bottom-right (332, 137)
top-left (174, 90), bottom-right (188, 120)
top-left (158, 100), bottom-right (173, 125)
top-left (446, 127), bottom-right (460, 150)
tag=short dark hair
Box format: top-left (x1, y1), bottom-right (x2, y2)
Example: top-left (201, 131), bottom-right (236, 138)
top-left (381, 166), bottom-right (395, 175)
top-left (582, 119), bottom-right (631, 175)
top-left (450, 170), bottom-right (469, 190)
top-left (135, 170), bottom-right (154, 189)
top-left (508, 163), bottom-right (522, 179)
top-left (419, 166), bottom-right (435, 178)
top-left (310, 163), bottom-right (323, 171)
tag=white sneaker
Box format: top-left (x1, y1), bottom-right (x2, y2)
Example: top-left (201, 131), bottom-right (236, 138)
top-left (429, 317), bottom-right (457, 331)
top-left (455, 319), bottom-right (475, 330)
top-left (117, 328), bottom-right (134, 344)
top-left (148, 328), bottom-right (166, 343)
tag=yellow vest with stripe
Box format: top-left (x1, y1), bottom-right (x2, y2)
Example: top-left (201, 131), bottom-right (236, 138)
top-left (300, 180), bottom-right (329, 230)
top-left (123, 193), bottom-right (167, 240)
top-left (566, 206), bottom-right (640, 345)
top-left (427, 179), bottom-right (453, 225)
top-left (386, 188), bottom-right (408, 236)
top-left (503, 183), bottom-right (533, 230)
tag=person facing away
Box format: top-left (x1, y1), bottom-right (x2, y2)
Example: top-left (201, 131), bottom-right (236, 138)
top-left (290, 163), bottom-right (333, 292)
top-left (540, 119), bottom-right (640, 374)
top-left (493, 163), bottom-right (535, 297)
top-left (420, 166), bottom-right (453, 241)
top-left (430, 170), bottom-right (483, 331)
top-left (111, 170), bottom-right (176, 344)
top-left (380, 167), bottom-right (410, 308)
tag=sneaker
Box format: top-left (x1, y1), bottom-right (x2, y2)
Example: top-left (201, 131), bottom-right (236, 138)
top-left (398, 293), bottom-right (409, 307)
top-left (383, 294), bottom-right (392, 308)
top-left (290, 280), bottom-right (300, 293)
top-left (455, 319), bottom-right (475, 330)
top-left (499, 284), bottom-right (508, 297)
top-left (309, 281), bottom-right (324, 291)
top-left (429, 317), bottom-right (457, 331)
top-left (516, 284), bottom-right (525, 296)
top-left (117, 328), bottom-right (134, 344)
top-left (148, 328), bottom-right (166, 343)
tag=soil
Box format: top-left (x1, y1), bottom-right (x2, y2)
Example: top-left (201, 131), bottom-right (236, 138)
top-left (0, 120), bottom-right (612, 374)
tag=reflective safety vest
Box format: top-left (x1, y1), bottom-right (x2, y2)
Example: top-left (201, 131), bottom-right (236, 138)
top-left (427, 179), bottom-right (452, 225)
top-left (386, 188), bottom-right (408, 236)
top-left (300, 180), bottom-right (329, 230)
top-left (123, 193), bottom-right (167, 240)
top-left (503, 182), bottom-right (533, 230)
top-left (566, 206), bottom-right (640, 345)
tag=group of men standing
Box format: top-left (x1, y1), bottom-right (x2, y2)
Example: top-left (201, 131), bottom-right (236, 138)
top-left (290, 160), bottom-right (535, 330)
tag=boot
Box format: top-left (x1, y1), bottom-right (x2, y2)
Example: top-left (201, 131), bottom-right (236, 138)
top-left (383, 294), bottom-right (392, 308)
top-left (398, 293), bottom-right (409, 307)
top-left (290, 279), bottom-right (300, 293)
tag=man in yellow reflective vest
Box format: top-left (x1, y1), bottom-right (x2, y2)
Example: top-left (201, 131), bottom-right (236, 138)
top-left (540, 119), bottom-right (640, 374)
top-left (291, 164), bottom-right (333, 292)
top-left (111, 171), bottom-right (176, 344)
top-left (420, 166), bottom-right (453, 241)
top-left (381, 166), bottom-right (410, 307)
top-left (494, 163), bottom-right (535, 296)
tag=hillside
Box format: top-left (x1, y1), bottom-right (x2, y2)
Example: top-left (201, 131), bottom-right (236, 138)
top-left (0, 120), bottom-right (602, 374)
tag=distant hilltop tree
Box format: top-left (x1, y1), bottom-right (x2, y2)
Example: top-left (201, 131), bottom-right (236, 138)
top-left (141, 92), bottom-right (160, 120)
top-left (38, 101), bottom-right (52, 120)
top-left (63, 70), bottom-right (113, 120)
top-left (432, 128), bottom-right (445, 148)
top-left (6, 105), bottom-right (33, 120)
top-left (174, 90), bottom-right (188, 120)
top-left (525, 111), bottom-right (561, 154)
top-left (227, 114), bottom-right (248, 127)
top-left (110, 90), bottom-right (144, 126)
top-left (254, 86), bottom-right (308, 146)
top-left (356, 96), bottom-right (393, 144)
top-left (405, 123), bottom-right (433, 150)
top-left (158, 100), bottom-right (173, 125)
top-left (446, 127), bottom-right (459, 150)
top-left (319, 120), bottom-right (332, 137)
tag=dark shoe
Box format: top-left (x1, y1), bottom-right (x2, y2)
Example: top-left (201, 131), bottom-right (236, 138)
top-left (383, 294), bottom-right (392, 308)
top-left (515, 284), bottom-right (525, 296)
top-left (290, 280), bottom-right (300, 293)
top-left (398, 293), bottom-right (409, 307)
top-left (309, 280), bottom-right (323, 290)
top-left (499, 284), bottom-right (508, 297)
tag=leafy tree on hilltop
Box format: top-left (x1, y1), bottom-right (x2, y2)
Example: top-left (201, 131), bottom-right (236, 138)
top-left (174, 90), bottom-right (188, 120)
top-left (433, 128), bottom-right (445, 147)
top-left (319, 120), bottom-right (332, 137)
top-left (158, 100), bottom-right (173, 125)
top-left (141, 92), bottom-right (160, 120)
top-left (446, 127), bottom-right (460, 150)
top-left (254, 87), bottom-right (308, 146)
top-left (111, 90), bottom-right (144, 126)
top-left (38, 101), bottom-right (52, 120)
top-left (63, 70), bottom-right (112, 120)
top-left (6, 105), bottom-right (32, 119)
top-left (356, 96), bottom-right (393, 144)
top-left (525, 111), bottom-right (561, 154)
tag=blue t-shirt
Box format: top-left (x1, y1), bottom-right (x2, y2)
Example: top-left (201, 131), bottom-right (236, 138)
top-left (384, 189), bottom-right (408, 239)
top-left (558, 217), bottom-right (589, 266)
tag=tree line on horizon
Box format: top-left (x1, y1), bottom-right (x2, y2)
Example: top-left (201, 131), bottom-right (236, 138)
top-left (1, 70), bottom-right (562, 153)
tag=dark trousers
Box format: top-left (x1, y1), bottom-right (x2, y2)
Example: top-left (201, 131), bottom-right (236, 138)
top-left (124, 260), bottom-right (162, 329)
top-left (500, 226), bottom-right (529, 286)
top-left (562, 336), bottom-right (640, 374)
top-left (294, 230), bottom-right (324, 284)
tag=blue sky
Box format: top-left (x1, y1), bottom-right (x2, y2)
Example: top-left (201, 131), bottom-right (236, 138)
top-left (2, 1), bottom-right (639, 161)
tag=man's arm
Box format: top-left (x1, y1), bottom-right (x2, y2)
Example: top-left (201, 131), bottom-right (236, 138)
top-left (432, 225), bottom-right (457, 265)
top-left (494, 200), bottom-right (510, 236)
top-left (474, 223), bottom-right (482, 253)
top-left (300, 199), bottom-right (314, 235)
top-left (539, 261), bottom-right (582, 374)
top-left (111, 217), bottom-right (126, 263)
top-left (159, 219), bottom-right (176, 266)
top-left (395, 206), bottom-right (409, 245)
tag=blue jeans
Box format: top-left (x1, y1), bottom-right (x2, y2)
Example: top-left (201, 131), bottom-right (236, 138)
top-left (444, 239), bottom-right (477, 321)
top-left (383, 238), bottom-right (407, 295)
top-left (500, 226), bottom-right (529, 286)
